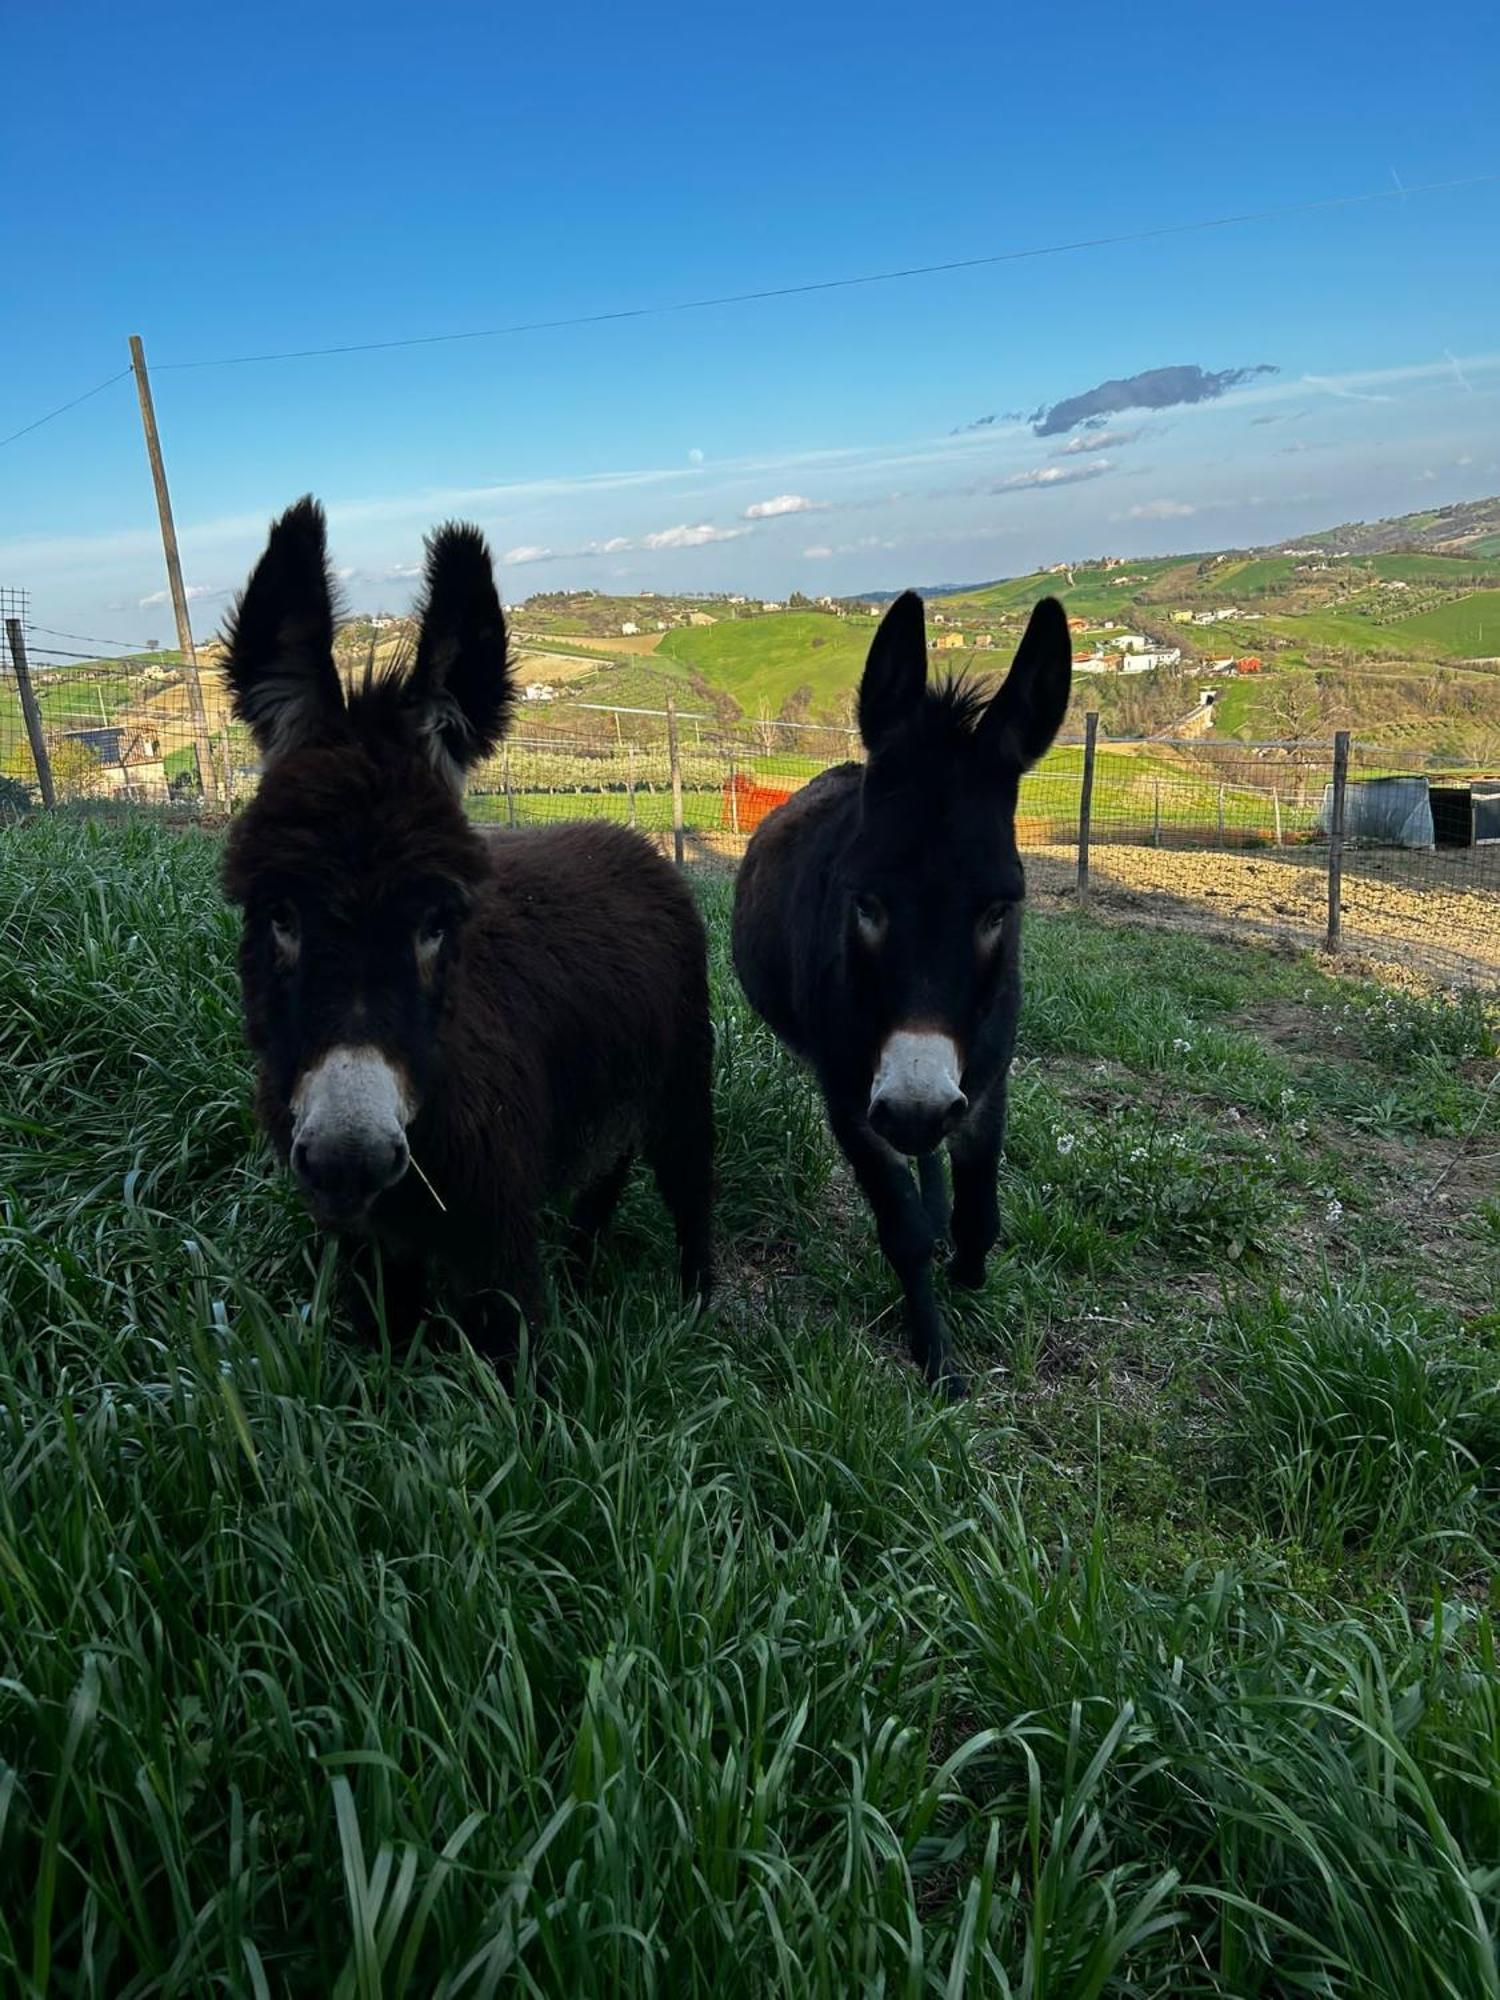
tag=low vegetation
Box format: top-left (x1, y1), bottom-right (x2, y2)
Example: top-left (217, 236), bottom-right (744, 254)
top-left (2, 815), bottom-right (1497, 1994)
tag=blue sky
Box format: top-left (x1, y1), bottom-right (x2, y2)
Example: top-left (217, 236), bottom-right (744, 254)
top-left (2, 0), bottom-right (1498, 644)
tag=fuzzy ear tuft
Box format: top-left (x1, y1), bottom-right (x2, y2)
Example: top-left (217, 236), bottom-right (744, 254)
top-left (222, 496), bottom-right (344, 761)
top-left (975, 596), bottom-right (1072, 770)
top-left (402, 523), bottom-right (514, 786)
top-left (857, 591), bottom-right (928, 751)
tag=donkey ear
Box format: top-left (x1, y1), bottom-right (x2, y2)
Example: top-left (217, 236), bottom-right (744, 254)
top-left (975, 596), bottom-right (1071, 771)
top-left (403, 522), bottom-right (514, 787)
top-left (222, 496), bottom-right (344, 761)
top-left (857, 591), bottom-right (928, 750)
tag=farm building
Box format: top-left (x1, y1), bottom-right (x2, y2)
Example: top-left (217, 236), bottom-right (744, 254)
top-left (57, 725), bottom-right (168, 799)
top-left (620, 622), bottom-right (640, 636)
top-left (1318, 775), bottom-right (1434, 849)
top-left (1430, 782), bottom-right (1500, 847)
top-left (934, 633), bottom-right (965, 651)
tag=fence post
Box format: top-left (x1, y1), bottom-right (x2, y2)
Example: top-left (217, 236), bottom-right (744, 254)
top-left (1217, 783), bottom-right (1226, 846)
top-left (727, 752), bottom-right (740, 835)
top-left (4, 619), bottom-right (56, 809)
top-left (503, 745), bottom-right (516, 828)
top-left (1272, 787), bottom-right (1283, 848)
top-left (667, 696), bottom-right (685, 866)
top-left (1325, 731), bottom-right (1350, 953)
top-left (1152, 781), bottom-right (1161, 848)
top-left (219, 724), bottom-right (233, 807)
top-left (1076, 711), bottom-right (1098, 901)
top-left (1073, 711), bottom-right (1100, 900)
top-left (626, 743), bottom-right (637, 829)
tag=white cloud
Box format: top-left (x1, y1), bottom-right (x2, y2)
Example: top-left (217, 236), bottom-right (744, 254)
top-left (503, 544), bottom-right (554, 565)
top-left (1062, 428), bottom-right (1141, 455)
top-left (803, 545), bottom-right (834, 559)
top-left (1124, 499), bottom-right (1197, 520)
top-left (1456, 454), bottom-right (1475, 467)
top-left (1302, 373), bottom-right (1394, 406)
top-left (743, 493), bottom-right (822, 519)
top-left (688, 447), bottom-right (704, 464)
top-left (992, 462), bottom-right (1113, 493)
top-left (642, 522), bottom-right (748, 550)
top-left (137, 582), bottom-right (220, 608)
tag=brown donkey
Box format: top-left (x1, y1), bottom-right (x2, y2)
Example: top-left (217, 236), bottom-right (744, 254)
top-left (221, 497), bottom-right (714, 1359)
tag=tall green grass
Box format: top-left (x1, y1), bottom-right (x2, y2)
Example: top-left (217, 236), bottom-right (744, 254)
top-left (0, 815), bottom-right (1497, 1995)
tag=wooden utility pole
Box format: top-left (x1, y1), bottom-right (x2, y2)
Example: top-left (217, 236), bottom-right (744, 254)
top-left (128, 335), bottom-right (219, 803)
top-left (4, 619), bottom-right (56, 808)
top-left (1077, 711), bottom-right (1099, 901)
top-left (1325, 731), bottom-right (1350, 953)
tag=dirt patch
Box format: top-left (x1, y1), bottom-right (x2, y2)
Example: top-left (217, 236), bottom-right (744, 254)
top-left (1026, 842), bottom-right (1500, 986)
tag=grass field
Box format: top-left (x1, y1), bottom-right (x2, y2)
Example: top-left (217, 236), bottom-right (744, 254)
top-left (2, 816), bottom-right (1498, 1994)
top-left (1393, 589), bottom-right (1500, 657)
top-left (658, 613), bottom-right (870, 717)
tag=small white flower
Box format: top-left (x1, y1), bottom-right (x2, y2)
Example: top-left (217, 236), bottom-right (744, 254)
top-left (1172, 1038), bottom-right (1193, 1053)
top-left (1326, 1199), bottom-right (1344, 1223)
top-left (1225, 1107), bottom-right (1241, 1121)
top-left (1056, 1132), bottom-right (1076, 1156)
top-left (1129, 1146), bottom-right (1148, 1162)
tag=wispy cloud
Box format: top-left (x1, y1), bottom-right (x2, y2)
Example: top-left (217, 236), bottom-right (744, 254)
top-left (802, 545), bottom-right (834, 559)
top-left (1302, 373), bottom-right (1393, 405)
top-left (1062, 427), bottom-right (1141, 454)
top-left (991, 461), bottom-right (1114, 492)
top-left (642, 521), bottom-right (749, 550)
top-left (1123, 499), bottom-right (1197, 521)
top-left (742, 493), bottom-right (823, 519)
top-left (1033, 362), bottom-right (1277, 436)
top-left (138, 582), bottom-right (222, 608)
top-left (503, 544), bottom-right (553, 565)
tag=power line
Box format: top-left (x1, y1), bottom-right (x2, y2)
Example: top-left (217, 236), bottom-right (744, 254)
top-left (0, 368), bottom-right (131, 452)
top-left (153, 173), bottom-right (1497, 374)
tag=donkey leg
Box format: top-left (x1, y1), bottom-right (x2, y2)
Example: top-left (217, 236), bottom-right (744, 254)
top-left (949, 1086), bottom-right (1007, 1291)
top-left (566, 1152), bottom-right (635, 1283)
top-left (646, 1033), bottom-right (716, 1307)
top-left (462, 1229), bottom-right (545, 1375)
top-left (917, 1150), bottom-right (951, 1239)
top-left (341, 1237), bottom-right (427, 1348)
top-left (830, 1111), bottom-right (966, 1399)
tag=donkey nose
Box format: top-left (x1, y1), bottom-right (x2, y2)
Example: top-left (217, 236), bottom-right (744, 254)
top-left (868, 1088), bottom-right (968, 1158)
top-left (291, 1130), bottom-right (409, 1219)
top-left (868, 1029), bottom-right (967, 1156)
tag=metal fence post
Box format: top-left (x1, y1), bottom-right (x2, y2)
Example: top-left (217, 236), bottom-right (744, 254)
top-left (1272, 787), bottom-right (1283, 848)
top-left (1326, 731), bottom-right (1350, 952)
top-left (1077, 711), bottom-right (1098, 901)
top-left (667, 697), bottom-right (685, 866)
top-left (503, 746), bottom-right (516, 827)
top-left (4, 619), bottom-right (56, 809)
top-left (1217, 783), bottom-right (1226, 846)
top-left (626, 743), bottom-right (637, 829)
top-left (1153, 782), bottom-right (1161, 848)
top-left (727, 752), bottom-right (740, 836)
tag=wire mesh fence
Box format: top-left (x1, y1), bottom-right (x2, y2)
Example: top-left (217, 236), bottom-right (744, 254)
top-left (3, 631), bottom-right (1498, 987)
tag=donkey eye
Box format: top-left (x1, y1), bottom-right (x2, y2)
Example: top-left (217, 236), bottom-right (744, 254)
top-left (414, 911), bottom-right (447, 967)
top-left (853, 893), bottom-right (887, 943)
top-left (977, 901), bottom-right (1010, 943)
top-left (268, 902), bottom-right (300, 964)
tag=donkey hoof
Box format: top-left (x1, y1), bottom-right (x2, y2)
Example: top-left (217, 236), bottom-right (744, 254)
top-left (928, 1360), bottom-right (969, 1401)
top-left (948, 1253), bottom-right (986, 1291)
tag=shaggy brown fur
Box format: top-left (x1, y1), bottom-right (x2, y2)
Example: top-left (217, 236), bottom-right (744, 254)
top-left (222, 497), bottom-right (713, 1359)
